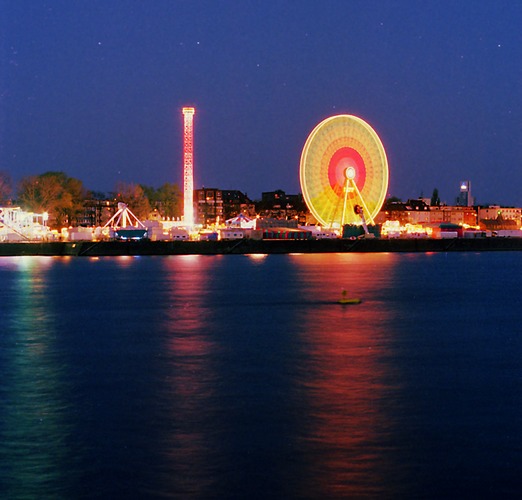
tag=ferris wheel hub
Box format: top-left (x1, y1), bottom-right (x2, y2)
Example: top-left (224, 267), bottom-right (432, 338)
top-left (345, 166), bottom-right (356, 180)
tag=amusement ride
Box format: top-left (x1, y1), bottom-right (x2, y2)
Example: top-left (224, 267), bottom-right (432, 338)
top-left (299, 114), bottom-right (389, 230)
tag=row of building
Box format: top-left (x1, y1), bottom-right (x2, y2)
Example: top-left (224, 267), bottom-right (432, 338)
top-left (377, 198), bottom-right (522, 231)
top-left (61, 191), bottom-right (522, 242)
top-left (2, 183), bottom-right (522, 242)
top-left (79, 189), bottom-right (307, 228)
top-left (83, 189), bottom-right (517, 229)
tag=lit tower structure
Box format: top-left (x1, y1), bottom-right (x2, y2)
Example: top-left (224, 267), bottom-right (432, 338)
top-left (457, 180), bottom-right (473, 207)
top-left (182, 106), bottom-right (195, 228)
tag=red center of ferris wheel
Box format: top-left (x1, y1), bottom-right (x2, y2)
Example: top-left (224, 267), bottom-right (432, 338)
top-left (328, 147), bottom-right (366, 193)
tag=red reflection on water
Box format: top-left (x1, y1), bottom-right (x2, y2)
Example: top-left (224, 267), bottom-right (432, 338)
top-left (154, 256), bottom-right (220, 497)
top-left (289, 253), bottom-right (399, 498)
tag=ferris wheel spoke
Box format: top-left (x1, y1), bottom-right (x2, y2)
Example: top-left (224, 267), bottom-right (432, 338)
top-left (350, 179), bottom-right (375, 225)
top-left (341, 178), bottom-right (350, 227)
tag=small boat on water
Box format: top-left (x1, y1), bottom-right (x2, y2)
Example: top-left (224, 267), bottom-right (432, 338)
top-left (338, 289), bottom-right (362, 305)
top-left (338, 297), bottom-right (362, 305)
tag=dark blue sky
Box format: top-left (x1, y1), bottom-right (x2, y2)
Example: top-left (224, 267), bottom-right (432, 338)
top-left (2, 0), bottom-right (521, 204)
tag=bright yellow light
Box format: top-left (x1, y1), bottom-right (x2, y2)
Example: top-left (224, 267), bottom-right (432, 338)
top-left (248, 254), bottom-right (268, 262)
top-left (345, 166), bottom-right (356, 180)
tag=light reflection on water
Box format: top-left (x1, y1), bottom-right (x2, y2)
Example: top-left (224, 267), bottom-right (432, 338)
top-left (288, 253), bottom-right (402, 497)
top-left (0, 253), bottom-right (521, 499)
top-left (0, 257), bottom-right (74, 498)
top-left (156, 256), bottom-right (221, 498)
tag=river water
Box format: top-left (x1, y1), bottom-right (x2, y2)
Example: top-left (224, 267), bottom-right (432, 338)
top-left (1, 252), bottom-right (521, 499)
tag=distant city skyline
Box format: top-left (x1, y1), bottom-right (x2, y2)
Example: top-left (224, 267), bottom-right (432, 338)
top-left (2, 166), bottom-right (518, 208)
top-left (2, 1), bottom-right (521, 205)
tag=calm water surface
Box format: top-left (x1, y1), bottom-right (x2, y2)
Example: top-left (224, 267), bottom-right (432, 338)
top-left (0, 252), bottom-right (521, 499)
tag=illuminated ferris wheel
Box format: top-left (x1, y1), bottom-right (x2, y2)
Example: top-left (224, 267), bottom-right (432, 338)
top-left (299, 114), bottom-right (389, 228)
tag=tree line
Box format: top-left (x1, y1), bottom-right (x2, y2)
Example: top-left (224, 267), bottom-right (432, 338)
top-left (0, 171), bottom-right (182, 228)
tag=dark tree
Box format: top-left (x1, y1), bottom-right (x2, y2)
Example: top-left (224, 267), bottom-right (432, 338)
top-left (430, 188), bottom-right (440, 206)
top-left (17, 171), bottom-right (87, 228)
top-left (155, 183), bottom-right (182, 219)
top-left (140, 182), bottom-right (182, 219)
top-left (0, 171), bottom-right (12, 204)
top-left (115, 182), bottom-right (151, 220)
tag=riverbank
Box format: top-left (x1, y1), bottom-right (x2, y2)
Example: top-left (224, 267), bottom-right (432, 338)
top-left (1, 237), bottom-right (522, 256)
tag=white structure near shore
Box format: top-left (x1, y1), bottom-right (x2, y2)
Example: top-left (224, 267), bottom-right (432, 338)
top-left (0, 207), bottom-right (50, 241)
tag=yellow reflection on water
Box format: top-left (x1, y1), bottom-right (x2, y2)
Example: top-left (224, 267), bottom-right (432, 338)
top-left (247, 253), bottom-right (268, 262)
top-left (113, 255), bottom-right (139, 267)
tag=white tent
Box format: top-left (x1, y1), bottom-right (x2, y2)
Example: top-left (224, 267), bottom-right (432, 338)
top-left (225, 213), bottom-right (256, 229)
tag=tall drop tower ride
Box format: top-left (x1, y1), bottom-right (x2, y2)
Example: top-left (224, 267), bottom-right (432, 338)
top-left (182, 107), bottom-right (195, 228)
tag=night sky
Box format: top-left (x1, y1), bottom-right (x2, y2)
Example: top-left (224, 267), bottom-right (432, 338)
top-left (2, 1), bottom-right (521, 205)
